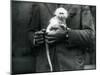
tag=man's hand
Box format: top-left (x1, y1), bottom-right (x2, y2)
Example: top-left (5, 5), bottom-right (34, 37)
top-left (45, 28), bottom-right (67, 44)
top-left (33, 30), bottom-right (45, 45)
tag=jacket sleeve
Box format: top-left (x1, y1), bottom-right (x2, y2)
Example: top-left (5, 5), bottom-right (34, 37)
top-left (27, 4), bottom-right (41, 46)
top-left (67, 6), bottom-right (95, 48)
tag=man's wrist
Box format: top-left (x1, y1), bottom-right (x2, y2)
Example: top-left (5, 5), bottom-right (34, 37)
top-left (65, 27), bottom-right (71, 40)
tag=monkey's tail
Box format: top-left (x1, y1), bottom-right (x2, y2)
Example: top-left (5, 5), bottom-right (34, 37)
top-left (45, 41), bottom-right (53, 72)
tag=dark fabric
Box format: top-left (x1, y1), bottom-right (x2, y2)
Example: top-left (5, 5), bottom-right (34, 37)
top-left (28, 3), bottom-right (95, 73)
top-left (12, 1), bottom-right (36, 74)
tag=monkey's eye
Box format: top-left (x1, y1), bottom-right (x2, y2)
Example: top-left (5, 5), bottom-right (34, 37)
top-left (59, 12), bottom-right (64, 14)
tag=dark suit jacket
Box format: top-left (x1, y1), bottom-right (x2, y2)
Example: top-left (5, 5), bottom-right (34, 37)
top-left (28, 3), bottom-right (95, 73)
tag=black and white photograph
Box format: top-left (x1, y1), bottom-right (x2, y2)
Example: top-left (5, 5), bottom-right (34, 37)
top-left (11, 0), bottom-right (96, 74)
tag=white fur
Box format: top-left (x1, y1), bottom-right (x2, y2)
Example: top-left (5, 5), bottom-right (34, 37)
top-left (54, 7), bottom-right (68, 19)
top-left (46, 7), bottom-right (68, 33)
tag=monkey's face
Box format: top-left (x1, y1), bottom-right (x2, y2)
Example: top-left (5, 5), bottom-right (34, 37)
top-left (57, 11), bottom-right (67, 20)
top-left (54, 7), bottom-right (68, 20)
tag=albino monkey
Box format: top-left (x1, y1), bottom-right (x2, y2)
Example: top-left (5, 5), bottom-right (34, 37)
top-left (46, 7), bottom-right (69, 34)
top-left (45, 7), bottom-right (69, 72)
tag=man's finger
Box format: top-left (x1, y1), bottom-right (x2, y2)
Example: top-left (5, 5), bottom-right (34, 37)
top-left (46, 39), bottom-right (56, 44)
top-left (34, 40), bottom-right (44, 46)
top-left (47, 32), bottom-right (56, 36)
top-left (35, 38), bottom-right (44, 42)
top-left (45, 36), bottom-right (56, 40)
top-left (34, 35), bottom-right (43, 39)
top-left (37, 41), bottom-right (44, 44)
top-left (35, 31), bottom-right (44, 35)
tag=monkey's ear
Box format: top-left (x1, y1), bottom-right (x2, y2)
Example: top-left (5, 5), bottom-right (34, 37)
top-left (54, 8), bottom-right (59, 16)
